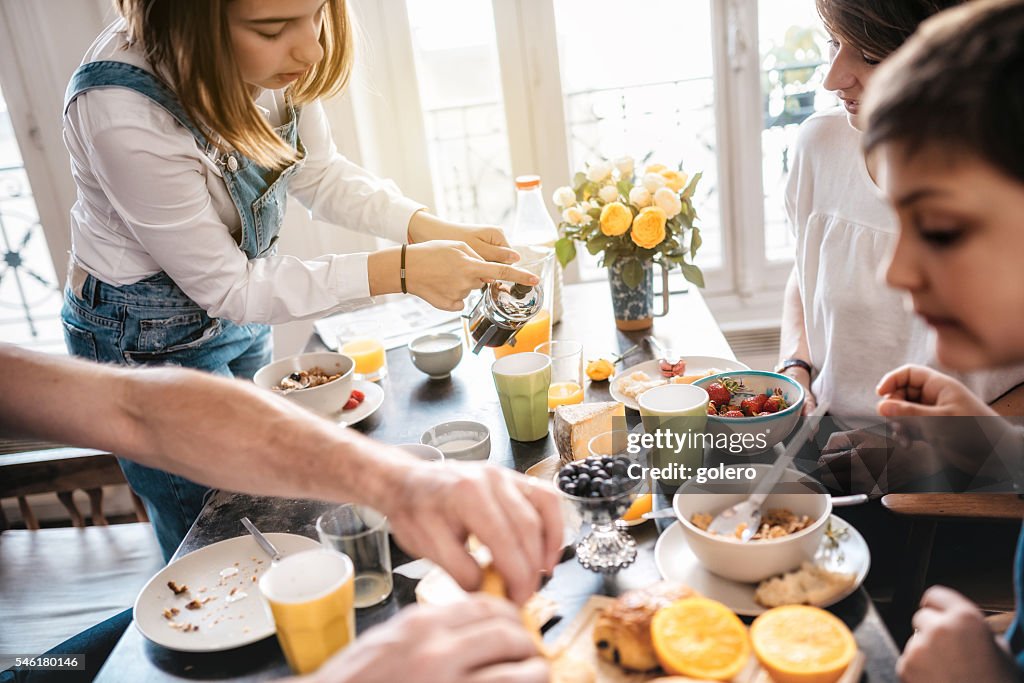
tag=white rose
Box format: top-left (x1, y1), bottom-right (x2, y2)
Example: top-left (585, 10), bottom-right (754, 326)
top-left (628, 186), bottom-right (652, 208)
top-left (614, 156), bottom-right (634, 178)
top-left (552, 186), bottom-right (577, 209)
top-left (642, 172), bottom-right (667, 194)
top-left (562, 206), bottom-right (587, 226)
top-left (586, 160), bottom-right (613, 183)
top-left (653, 187), bottom-right (682, 218)
top-left (598, 185), bottom-right (619, 204)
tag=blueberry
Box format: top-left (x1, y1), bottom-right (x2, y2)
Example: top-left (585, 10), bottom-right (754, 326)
top-left (289, 372), bottom-right (303, 381)
top-left (600, 481), bottom-right (617, 496)
top-left (614, 455), bottom-right (631, 468)
top-left (562, 482), bottom-right (577, 495)
top-left (611, 462), bottom-right (628, 477)
top-left (589, 490), bottom-right (602, 498)
top-left (576, 473), bottom-right (591, 486)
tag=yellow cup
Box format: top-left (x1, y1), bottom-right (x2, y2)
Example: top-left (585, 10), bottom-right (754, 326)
top-left (258, 549), bottom-right (356, 675)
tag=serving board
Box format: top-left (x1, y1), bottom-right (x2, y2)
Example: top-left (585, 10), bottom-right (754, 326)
top-left (549, 596), bottom-right (865, 683)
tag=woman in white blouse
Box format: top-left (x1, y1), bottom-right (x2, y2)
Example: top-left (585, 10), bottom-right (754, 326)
top-left (61, 0), bottom-right (537, 559)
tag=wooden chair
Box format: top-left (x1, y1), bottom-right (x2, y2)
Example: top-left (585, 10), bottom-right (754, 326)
top-left (1, 440), bottom-right (162, 661)
top-left (882, 493), bottom-right (1024, 645)
top-left (0, 439), bottom-right (148, 530)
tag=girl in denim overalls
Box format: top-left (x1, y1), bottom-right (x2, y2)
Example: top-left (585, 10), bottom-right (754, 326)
top-left (62, 0), bottom-right (536, 561)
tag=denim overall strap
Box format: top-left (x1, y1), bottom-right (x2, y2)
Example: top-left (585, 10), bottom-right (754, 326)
top-left (65, 61), bottom-right (213, 150)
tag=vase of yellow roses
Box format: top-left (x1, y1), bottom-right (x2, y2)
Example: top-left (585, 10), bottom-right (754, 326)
top-left (553, 157), bottom-right (704, 331)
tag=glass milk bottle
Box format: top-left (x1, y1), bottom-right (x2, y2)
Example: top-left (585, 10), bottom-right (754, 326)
top-left (510, 175), bottom-right (563, 324)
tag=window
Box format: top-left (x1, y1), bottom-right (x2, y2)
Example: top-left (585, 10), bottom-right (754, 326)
top-left (354, 0), bottom-right (837, 310)
top-left (0, 83), bottom-right (63, 351)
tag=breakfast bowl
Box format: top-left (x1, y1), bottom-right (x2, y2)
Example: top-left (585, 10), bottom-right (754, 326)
top-left (693, 370), bottom-right (805, 455)
top-left (408, 333), bottom-right (463, 379)
top-left (672, 464), bottom-right (831, 583)
top-left (420, 420), bottom-right (490, 461)
top-left (253, 352), bottom-right (355, 418)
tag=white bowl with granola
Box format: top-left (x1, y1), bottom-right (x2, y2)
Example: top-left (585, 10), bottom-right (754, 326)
top-left (254, 351), bottom-right (355, 418)
top-left (672, 465), bottom-right (831, 583)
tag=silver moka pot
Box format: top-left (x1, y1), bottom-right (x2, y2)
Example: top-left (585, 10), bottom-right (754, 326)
top-left (463, 281), bottom-right (544, 354)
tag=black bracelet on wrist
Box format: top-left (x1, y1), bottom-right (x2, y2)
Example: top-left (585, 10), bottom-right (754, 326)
top-left (775, 358), bottom-right (813, 376)
top-left (400, 244), bottom-right (408, 294)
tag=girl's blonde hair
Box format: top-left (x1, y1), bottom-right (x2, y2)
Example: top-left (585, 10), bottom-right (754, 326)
top-left (115, 0), bottom-right (354, 169)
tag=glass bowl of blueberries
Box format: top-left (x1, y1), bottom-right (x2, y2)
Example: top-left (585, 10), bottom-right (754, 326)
top-left (555, 444), bottom-right (643, 573)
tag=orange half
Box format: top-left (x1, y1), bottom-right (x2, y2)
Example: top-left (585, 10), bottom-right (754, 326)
top-left (651, 597), bottom-right (750, 681)
top-left (750, 605), bottom-right (856, 683)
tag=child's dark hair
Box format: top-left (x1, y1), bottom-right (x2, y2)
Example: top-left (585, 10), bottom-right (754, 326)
top-left (816, 0), bottom-right (965, 60)
top-left (863, 0), bottom-right (1024, 185)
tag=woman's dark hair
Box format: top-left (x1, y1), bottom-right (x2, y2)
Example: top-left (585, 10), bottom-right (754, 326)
top-left (863, 0), bottom-right (1024, 185)
top-left (815, 0), bottom-right (965, 59)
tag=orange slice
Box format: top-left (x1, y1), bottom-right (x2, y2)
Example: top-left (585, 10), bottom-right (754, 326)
top-left (651, 597), bottom-right (750, 681)
top-left (621, 493), bottom-right (653, 522)
top-left (750, 605), bottom-right (856, 683)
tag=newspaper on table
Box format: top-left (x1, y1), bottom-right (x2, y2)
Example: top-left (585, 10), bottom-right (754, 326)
top-left (314, 295), bottom-right (464, 351)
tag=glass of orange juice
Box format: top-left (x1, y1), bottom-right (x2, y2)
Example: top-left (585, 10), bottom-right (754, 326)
top-left (535, 340), bottom-right (584, 410)
top-left (338, 321), bottom-right (387, 382)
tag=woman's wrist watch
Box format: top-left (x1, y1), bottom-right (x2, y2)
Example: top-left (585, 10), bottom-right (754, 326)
top-left (775, 358), bottom-right (813, 378)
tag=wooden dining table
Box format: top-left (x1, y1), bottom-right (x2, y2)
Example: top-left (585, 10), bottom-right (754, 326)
top-left (95, 281), bottom-right (900, 682)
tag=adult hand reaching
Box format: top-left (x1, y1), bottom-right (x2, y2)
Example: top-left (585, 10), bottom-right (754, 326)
top-left (378, 461), bottom-right (564, 606)
top-left (304, 597), bottom-right (549, 683)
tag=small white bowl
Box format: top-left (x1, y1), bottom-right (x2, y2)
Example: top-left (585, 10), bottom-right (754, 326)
top-left (409, 333), bottom-right (463, 379)
top-left (673, 464), bottom-right (831, 583)
top-left (421, 420), bottom-right (491, 461)
top-left (397, 443), bottom-right (445, 463)
top-left (253, 352), bottom-right (355, 418)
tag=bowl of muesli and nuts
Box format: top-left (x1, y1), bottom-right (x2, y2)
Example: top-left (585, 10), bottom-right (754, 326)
top-left (254, 352), bottom-right (355, 418)
top-left (672, 464), bottom-right (830, 583)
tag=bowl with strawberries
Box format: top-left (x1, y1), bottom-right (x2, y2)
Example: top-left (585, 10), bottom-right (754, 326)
top-left (693, 371), bottom-right (805, 455)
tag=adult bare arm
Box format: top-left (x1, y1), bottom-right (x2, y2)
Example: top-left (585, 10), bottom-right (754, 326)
top-left (779, 265), bottom-right (816, 414)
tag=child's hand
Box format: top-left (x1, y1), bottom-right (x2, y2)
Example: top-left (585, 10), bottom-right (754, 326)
top-left (876, 365), bottom-right (997, 417)
top-left (406, 241), bottom-right (538, 312)
top-left (898, 586), bottom-right (1016, 683)
top-left (408, 212), bottom-right (521, 266)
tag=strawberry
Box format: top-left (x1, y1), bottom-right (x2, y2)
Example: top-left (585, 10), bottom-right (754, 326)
top-left (343, 396), bottom-right (360, 410)
top-left (763, 395), bottom-right (787, 413)
top-left (706, 382), bottom-right (732, 406)
top-left (723, 410), bottom-right (745, 418)
top-left (740, 394), bottom-right (768, 416)
top-left (350, 389), bottom-right (366, 403)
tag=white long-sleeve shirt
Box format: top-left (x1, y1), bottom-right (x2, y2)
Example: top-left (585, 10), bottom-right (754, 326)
top-left (63, 21), bottom-right (423, 324)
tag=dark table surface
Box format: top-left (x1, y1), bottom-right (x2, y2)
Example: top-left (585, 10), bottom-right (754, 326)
top-left (96, 282), bottom-right (900, 682)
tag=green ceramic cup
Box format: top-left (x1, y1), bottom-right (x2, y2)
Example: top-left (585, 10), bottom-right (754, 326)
top-left (491, 352), bottom-right (552, 442)
top-left (638, 383), bottom-right (710, 485)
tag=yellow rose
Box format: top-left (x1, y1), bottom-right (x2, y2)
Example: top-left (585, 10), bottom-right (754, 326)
top-left (660, 169), bottom-right (688, 192)
top-left (644, 163), bottom-right (667, 174)
top-left (600, 202), bottom-right (633, 236)
top-left (586, 358), bottom-right (615, 382)
top-left (631, 206), bottom-right (667, 249)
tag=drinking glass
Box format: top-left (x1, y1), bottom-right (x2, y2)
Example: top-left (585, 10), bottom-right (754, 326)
top-left (316, 505), bottom-right (392, 608)
top-left (338, 320), bottom-right (387, 381)
top-left (535, 340), bottom-right (584, 410)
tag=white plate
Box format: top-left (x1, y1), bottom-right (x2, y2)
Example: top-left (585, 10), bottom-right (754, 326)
top-left (335, 379), bottom-right (384, 427)
top-left (134, 533), bottom-right (321, 652)
top-left (653, 515), bottom-right (870, 616)
top-left (610, 356), bottom-right (750, 410)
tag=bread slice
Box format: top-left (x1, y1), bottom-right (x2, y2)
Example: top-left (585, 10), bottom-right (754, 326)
top-left (754, 562), bottom-right (856, 608)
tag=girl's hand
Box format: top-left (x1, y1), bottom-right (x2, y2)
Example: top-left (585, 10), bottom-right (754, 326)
top-left (305, 597), bottom-right (548, 683)
top-left (876, 365), bottom-right (996, 417)
top-left (406, 241), bottom-right (538, 312)
top-left (898, 586), bottom-right (1016, 683)
top-left (408, 212), bottom-right (521, 266)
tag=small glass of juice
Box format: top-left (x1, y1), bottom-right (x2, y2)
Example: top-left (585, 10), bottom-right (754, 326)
top-left (338, 320), bottom-right (387, 382)
top-left (535, 340), bottom-right (584, 411)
